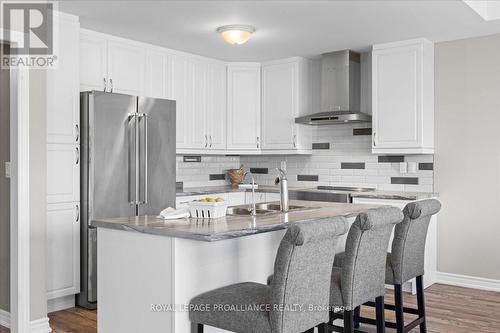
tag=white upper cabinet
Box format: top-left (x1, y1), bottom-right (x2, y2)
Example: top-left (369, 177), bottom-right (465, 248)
top-left (171, 54), bottom-right (190, 149)
top-left (227, 63), bottom-right (261, 151)
top-left (207, 62), bottom-right (227, 150)
top-left (80, 31), bottom-right (107, 92)
top-left (261, 57), bottom-right (312, 151)
top-left (79, 30), bottom-right (145, 95)
top-left (47, 13), bottom-right (80, 144)
top-left (190, 59), bottom-right (208, 149)
top-left (372, 38), bottom-right (434, 154)
top-left (107, 40), bottom-right (145, 95)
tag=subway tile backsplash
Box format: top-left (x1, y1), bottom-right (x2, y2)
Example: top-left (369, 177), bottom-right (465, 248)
top-left (176, 155), bottom-right (240, 188)
top-left (176, 124), bottom-right (434, 193)
top-left (240, 124), bottom-right (434, 193)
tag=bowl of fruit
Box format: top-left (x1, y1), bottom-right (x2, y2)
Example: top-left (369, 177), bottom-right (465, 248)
top-left (188, 197), bottom-right (228, 219)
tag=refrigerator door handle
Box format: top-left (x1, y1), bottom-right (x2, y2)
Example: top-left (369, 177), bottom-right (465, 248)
top-left (142, 113), bottom-right (148, 204)
top-left (128, 113), bottom-right (138, 205)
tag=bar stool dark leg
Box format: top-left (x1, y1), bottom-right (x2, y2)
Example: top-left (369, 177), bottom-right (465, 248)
top-left (416, 276), bottom-right (427, 333)
top-left (353, 306), bottom-right (360, 329)
top-left (318, 323), bottom-right (329, 333)
top-left (394, 284), bottom-right (404, 333)
top-left (197, 323), bottom-right (204, 333)
top-left (344, 310), bottom-right (354, 333)
top-left (375, 296), bottom-right (386, 333)
top-left (303, 328), bottom-right (314, 333)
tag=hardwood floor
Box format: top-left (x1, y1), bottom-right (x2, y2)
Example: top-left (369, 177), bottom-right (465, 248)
top-left (45, 284), bottom-right (500, 333)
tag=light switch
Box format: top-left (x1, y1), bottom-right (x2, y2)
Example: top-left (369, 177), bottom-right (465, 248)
top-left (399, 162), bottom-right (408, 174)
top-left (5, 162), bottom-right (11, 179)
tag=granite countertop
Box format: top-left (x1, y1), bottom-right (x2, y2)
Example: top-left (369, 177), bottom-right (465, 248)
top-left (176, 185), bottom-right (437, 201)
top-left (91, 200), bottom-right (382, 242)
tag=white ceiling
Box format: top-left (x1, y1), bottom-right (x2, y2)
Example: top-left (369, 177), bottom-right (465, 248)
top-left (60, 0), bottom-right (500, 62)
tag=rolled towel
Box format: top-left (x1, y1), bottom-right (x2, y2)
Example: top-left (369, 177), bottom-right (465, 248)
top-left (159, 204), bottom-right (190, 220)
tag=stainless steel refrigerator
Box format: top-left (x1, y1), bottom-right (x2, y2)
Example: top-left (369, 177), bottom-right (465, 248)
top-left (77, 91), bottom-right (176, 309)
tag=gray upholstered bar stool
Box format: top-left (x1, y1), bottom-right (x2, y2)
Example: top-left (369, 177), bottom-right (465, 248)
top-left (327, 206), bottom-right (404, 333)
top-left (189, 216), bottom-right (349, 333)
top-left (357, 199), bottom-right (441, 333)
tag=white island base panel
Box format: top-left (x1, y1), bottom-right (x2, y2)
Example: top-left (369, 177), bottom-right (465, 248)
top-left (97, 212), bottom-right (436, 333)
top-left (99, 227), bottom-right (327, 333)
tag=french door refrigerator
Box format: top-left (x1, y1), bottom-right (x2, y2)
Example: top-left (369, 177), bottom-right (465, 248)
top-left (77, 91), bottom-right (176, 309)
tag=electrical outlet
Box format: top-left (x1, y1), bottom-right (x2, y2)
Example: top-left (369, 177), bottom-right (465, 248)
top-left (5, 162), bottom-right (11, 178)
top-left (408, 162), bottom-right (417, 174)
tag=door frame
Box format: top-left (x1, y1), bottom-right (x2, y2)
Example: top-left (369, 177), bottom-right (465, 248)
top-left (1, 28), bottom-right (31, 333)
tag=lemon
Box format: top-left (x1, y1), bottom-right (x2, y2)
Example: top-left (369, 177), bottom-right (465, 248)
top-left (207, 198), bottom-right (216, 202)
top-left (215, 198), bottom-right (224, 202)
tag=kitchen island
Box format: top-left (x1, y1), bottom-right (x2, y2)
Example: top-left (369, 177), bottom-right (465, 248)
top-left (93, 200), bottom-right (381, 333)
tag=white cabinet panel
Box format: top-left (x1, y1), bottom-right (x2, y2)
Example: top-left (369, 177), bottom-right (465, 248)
top-left (261, 61), bottom-right (296, 150)
top-left (227, 64), bottom-right (261, 151)
top-left (47, 14), bottom-right (80, 144)
top-left (244, 191), bottom-right (267, 204)
top-left (191, 60), bottom-right (208, 149)
top-left (171, 55), bottom-right (190, 149)
top-left (47, 202), bottom-right (80, 299)
top-left (145, 49), bottom-right (167, 99)
top-left (372, 39), bottom-right (434, 154)
top-left (207, 63), bottom-right (227, 150)
top-left (47, 144), bottom-right (80, 204)
top-left (107, 40), bottom-right (145, 95)
top-left (266, 192), bottom-right (282, 202)
top-left (80, 31), bottom-right (107, 92)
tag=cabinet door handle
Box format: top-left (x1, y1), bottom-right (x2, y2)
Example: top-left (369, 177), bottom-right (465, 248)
top-left (110, 78), bottom-right (113, 93)
top-left (205, 135), bottom-right (208, 148)
top-left (75, 147), bottom-right (80, 165)
top-left (76, 204), bottom-right (80, 222)
top-left (256, 136), bottom-right (260, 149)
top-left (103, 78), bottom-right (107, 92)
top-left (293, 134), bottom-right (297, 148)
top-left (210, 135), bottom-right (213, 148)
top-left (373, 132), bottom-right (376, 147)
top-left (75, 124), bottom-right (79, 142)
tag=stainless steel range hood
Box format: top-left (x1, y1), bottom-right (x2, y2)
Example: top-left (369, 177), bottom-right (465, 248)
top-left (295, 50), bottom-right (372, 125)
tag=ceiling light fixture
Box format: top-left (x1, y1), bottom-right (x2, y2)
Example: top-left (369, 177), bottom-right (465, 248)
top-left (216, 24), bottom-right (256, 45)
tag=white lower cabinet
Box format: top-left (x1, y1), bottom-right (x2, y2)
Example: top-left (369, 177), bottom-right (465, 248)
top-left (351, 197), bottom-right (437, 293)
top-left (47, 202), bottom-right (80, 299)
top-left (47, 144), bottom-right (80, 204)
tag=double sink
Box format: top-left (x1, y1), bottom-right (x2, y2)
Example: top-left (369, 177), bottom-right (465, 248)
top-left (226, 203), bottom-right (311, 216)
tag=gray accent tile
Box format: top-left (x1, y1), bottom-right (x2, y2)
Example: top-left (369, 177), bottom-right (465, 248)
top-left (209, 174), bottom-right (226, 181)
top-left (175, 182), bottom-right (184, 191)
top-left (419, 163), bottom-right (434, 170)
top-left (297, 175), bottom-right (319, 182)
top-left (353, 128), bottom-right (372, 136)
top-left (341, 162), bottom-right (365, 169)
top-left (312, 142), bottom-right (330, 150)
top-left (250, 168), bottom-right (268, 174)
top-left (391, 177), bottom-right (419, 185)
top-left (183, 155), bottom-right (201, 162)
top-left (378, 155), bottom-right (405, 163)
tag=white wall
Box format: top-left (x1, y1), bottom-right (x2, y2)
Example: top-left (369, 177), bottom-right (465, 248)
top-left (435, 33), bottom-right (500, 280)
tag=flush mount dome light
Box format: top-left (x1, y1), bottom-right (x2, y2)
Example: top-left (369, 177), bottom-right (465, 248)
top-left (216, 25), bottom-right (256, 45)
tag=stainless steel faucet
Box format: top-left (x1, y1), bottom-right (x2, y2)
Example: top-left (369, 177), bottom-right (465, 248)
top-left (275, 167), bottom-right (289, 212)
top-left (248, 175), bottom-right (257, 216)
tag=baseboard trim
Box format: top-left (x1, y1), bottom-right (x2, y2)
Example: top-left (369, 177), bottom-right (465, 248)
top-left (30, 317), bottom-right (52, 333)
top-left (0, 309), bottom-right (10, 328)
top-left (47, 295), bottom-right (75, 313)
top-left (436, 271), bottom-right (500, 292)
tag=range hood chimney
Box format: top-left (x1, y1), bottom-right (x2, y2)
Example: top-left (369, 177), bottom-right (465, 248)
top-left (295, 50), bottom-right (371, 125)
